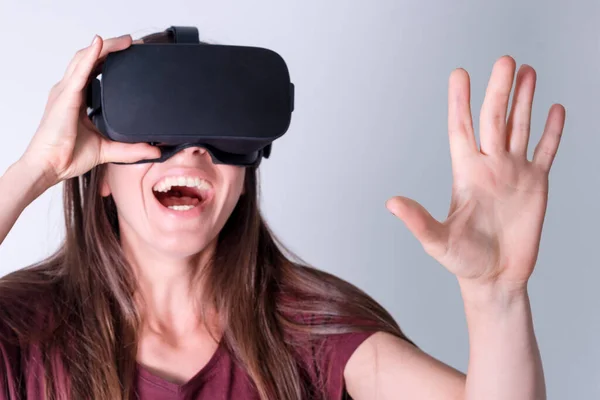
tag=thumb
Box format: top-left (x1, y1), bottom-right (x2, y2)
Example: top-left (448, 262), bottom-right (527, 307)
top-left (386, 196), bottom-right (448, 259)
top-left (100, 140), bottom-right (161, 164)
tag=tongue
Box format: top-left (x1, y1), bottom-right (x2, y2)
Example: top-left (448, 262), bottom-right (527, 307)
top-left (155, 186), bottom-right (202, 208)
top-left (161, 195), bottom-right (200, 208)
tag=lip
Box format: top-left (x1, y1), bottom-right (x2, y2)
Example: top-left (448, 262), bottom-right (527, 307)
top-left (151, 167), bottom-right (215, 190)
top-left (149, 167), bottom-right (215, 219)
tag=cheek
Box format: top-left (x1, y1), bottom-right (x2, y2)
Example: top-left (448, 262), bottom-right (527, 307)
top-left (209, 167), bottom-right (246, 230)
top-left (220, 167), bottom-right (246, 206)
top-left (104, 165), bottom-right (150, 221)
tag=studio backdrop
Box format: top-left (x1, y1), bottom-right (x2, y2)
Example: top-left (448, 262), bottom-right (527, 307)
top-left (0, 1), bottom-right (598, 398)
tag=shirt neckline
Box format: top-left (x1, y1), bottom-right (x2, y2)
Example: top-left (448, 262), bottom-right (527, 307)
top-left (136, 339), bottom-right (226, 393)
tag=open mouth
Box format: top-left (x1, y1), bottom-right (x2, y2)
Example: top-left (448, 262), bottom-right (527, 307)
top-left (152, 176), bottom-right (212, 211)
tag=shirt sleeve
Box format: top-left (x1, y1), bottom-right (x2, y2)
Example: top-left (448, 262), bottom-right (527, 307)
top-left (314, 330), bottom-right (377, 400)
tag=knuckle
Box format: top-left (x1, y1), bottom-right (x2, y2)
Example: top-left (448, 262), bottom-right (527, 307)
top-left (53, 88), bottom-right (80, 111)
top-left (49, 82), bottom-right (61, 96)
top-left (48, 82), bottom-right (65, 101)
top-left (65, 73), bottom-right (86, 90)
top-left (490, 114), bottom-right (505, 128)
top-left (541, 147), bottom-right (555, 157)
top-left (98, 143), bottom-right (107, 164)
top-left (536, 144), bottom-right (555, 159)
top-left (52, 79), bottom-right (67, 91)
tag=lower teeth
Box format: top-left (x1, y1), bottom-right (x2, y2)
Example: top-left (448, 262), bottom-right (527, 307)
top-left (167, 205), bottom-right (195, 211)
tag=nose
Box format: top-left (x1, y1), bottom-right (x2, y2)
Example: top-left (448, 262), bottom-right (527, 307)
top-left (166, 144), bottom-right (212, 164)
top-left (181, 146), bottom-right (208, 157)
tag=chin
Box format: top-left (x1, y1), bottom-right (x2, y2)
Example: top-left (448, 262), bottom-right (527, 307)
top-left (151, 232), bottom-right (217, 261)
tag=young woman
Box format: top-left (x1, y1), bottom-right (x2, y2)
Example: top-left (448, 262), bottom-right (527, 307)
top-left (0, 30), bottom-right (565, 400)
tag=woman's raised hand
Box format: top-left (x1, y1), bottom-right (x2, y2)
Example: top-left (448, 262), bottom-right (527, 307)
top-left (387, 56), bottom-right (566, 292)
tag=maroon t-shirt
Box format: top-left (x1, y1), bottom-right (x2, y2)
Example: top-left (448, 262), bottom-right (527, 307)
top-left (0, 326), bottom-right (374, 399)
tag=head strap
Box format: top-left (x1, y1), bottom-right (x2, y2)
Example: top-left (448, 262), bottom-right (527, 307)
top-left (166, 26), bottom-right (200, 43)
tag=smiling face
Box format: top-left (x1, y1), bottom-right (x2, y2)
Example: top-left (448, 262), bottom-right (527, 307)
top-left (100, 146), bottom-right (246, 260)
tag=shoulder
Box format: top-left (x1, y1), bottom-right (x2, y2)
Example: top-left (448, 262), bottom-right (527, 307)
top-left (0, 271), bottom-right (62, 399)
top-left (312, 327), bottom-right (378, 374)
top-left (0, 321), bottom-right (57, 400)
top-left (276, 265), bottom-right (416, 397)
top-left (281, 310), bottom-right (380, 399)
top-left (0, 323), bottom-right (25, 400)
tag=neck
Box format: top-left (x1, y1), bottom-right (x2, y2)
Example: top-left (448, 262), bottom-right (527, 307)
top-left (120, 227), bottom-right (217, 337)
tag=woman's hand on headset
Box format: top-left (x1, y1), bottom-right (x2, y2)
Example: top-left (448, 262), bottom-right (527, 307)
top-left (20, 34), bottom-right (160, 187)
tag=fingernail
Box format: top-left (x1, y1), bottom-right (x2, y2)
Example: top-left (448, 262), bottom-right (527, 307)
top-left (91, 35), bottom-right (99, 46)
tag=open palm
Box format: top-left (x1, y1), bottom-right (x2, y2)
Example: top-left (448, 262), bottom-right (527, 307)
top-left (388, 56), bottom-right (566, 287)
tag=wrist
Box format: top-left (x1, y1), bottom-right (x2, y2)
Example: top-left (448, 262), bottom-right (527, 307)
top-left (6, 156), bottom-right (55, 200)
top-left (458, 278), bottom-right (529, 312)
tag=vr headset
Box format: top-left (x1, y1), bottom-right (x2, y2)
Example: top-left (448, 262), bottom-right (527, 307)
top-left (86, 26), bottom-right (295, 166)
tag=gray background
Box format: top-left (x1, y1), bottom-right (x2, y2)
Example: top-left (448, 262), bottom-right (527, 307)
top-left (0, 1), bottom-right (598, 398)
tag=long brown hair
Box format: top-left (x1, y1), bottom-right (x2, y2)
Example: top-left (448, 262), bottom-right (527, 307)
top-left (0, 30), bottom-right (413, 400)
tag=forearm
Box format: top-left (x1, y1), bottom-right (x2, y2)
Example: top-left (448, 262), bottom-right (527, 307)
top-left (0, 159), bottom-right (52, 246)
top-left (459, 280), bottom-right (545, 400)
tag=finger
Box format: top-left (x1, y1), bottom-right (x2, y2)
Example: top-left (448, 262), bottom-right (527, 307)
top-left (386, 196), bottom-right (448, 259)
top-left (63, 34), bottom-right (132, 81)
top-left (65, 36), bottom-right (105, 93)
top-left (62, 35), bottom-right (102, 80)
top-left (532, 104), bottom-right (566, 172)
top-left (506, 65), bottom-right (537, 156)
top-left (448, 68), bottom-right (477, 163)
top-left (89, 35), bottom-right (135, 83)
top-left (62, 42), bottom-right (94, 80)
top-left (99, 140), bottom-right (162, 164)
top-left (479, 56), bottom-right (517, 154)
top-left (98, 34), bottom-right (132, 59)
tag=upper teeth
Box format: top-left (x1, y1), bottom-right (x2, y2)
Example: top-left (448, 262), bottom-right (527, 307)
top-left (153, 176), bottom-right (211, 193)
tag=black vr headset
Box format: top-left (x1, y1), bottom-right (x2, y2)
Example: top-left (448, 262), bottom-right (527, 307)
top-left (86, 25), bottom-right (295, 166)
